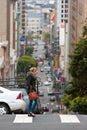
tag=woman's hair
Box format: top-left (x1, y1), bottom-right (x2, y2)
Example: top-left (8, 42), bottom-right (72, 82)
top-left (29, 67), bottom-right (37, 72)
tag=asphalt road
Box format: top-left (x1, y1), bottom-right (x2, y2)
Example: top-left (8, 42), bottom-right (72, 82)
top-left (0, 113), bottom-right (87, 130)
top-left (33, 42), bottom-right (61, 111)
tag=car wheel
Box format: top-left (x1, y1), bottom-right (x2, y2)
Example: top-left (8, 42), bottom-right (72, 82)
top-left (0, 103), bottom-right (11, 115)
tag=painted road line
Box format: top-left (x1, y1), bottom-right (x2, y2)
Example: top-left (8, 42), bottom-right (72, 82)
top-left (59, 114), bottom-right (80, 123)
top-left (13, 114), bottom-right (33, 123)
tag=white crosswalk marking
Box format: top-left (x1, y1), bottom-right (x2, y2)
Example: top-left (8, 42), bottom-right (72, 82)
top-left (13, 114), bottom-right (81, 124)
top-left (59, 114), bottom-right (80, 123)
top-left (13, 114), bottom-right (33, 123)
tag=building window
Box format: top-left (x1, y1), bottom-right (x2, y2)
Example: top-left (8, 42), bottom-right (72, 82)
top-left (61, 19), bottom-right (63, 22)
top-left (61, 0), bottom-right (64, 3)
top-left (65, 0), bottom-right (68, 3)
top-left (65, 14), bottom-right (68, 17)
top-left (65, 4), bottom-right (68, 8)
top-left (61, 10), bottom-right (63, 13)
top-left (65, 9), bottom-right (68, 13)
top-left (61, 5), bottom-right (63, 8)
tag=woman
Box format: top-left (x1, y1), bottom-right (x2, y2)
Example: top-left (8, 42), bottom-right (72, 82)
top-left (26, 67), bottom-right (38, 117)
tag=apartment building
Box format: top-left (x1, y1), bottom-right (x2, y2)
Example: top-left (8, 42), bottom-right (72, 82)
top-left (55, 0), bottom-right (86, 81)
top-left (0, 0), bottom-right (17, 80)
top-left (55, 0), bottom-right (68, 31)
top-left (27, 10), bottom-right (43, 34)
top-left (68, 0), bottom-right (87, 47)
top-left (21, 0), bottom-right (26, 36)
top-left (54, 0), bottom-right (69, 79)
top-left (70, 0), bottom-right (87, 44)
top-left (17, 0), bottom-right (26, 37)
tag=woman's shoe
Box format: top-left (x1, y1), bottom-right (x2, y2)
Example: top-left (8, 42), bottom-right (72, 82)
top-left (31, 112), bottom-right (35, 117)
top-left (28, 112), bottom-right (32, 116)
top-left (28, 112), bottom-right (35, 117)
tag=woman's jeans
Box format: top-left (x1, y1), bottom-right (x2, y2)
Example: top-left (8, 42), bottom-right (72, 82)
top-left (28, 99), bottom-right (38, 113)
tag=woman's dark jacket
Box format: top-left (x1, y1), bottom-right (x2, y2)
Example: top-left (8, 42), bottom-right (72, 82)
top-left (26, 72), bottom-right (36, 94)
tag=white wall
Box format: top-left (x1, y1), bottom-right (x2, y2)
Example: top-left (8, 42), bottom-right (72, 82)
top-left (59, 23), bottom-right (65, 45)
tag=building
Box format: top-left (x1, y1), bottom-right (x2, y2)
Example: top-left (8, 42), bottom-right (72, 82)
top-left (27, 9), bottom-right (44, 34)
top-left (0, 0), bottom-right (17, 80)
top-left (69, 0), bottom-right (87, 43)
top-left (56, 0), bottom-right (87, 82)
top-left (65, 0), bottom-right (87, 81)
top-left (21, 0), bottom-right (26, 36)
top-left (54, 0), bottom-right (69, 79)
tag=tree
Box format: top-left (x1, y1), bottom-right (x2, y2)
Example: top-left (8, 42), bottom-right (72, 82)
top-left (62, 25), bottom-right (87, 114)
top-left (69, 35), bottom-right (87, 96)
top-left (28, 33), bottom-right (33, 42)
top-left (17, 55), bottom-right (37, 74)
top-left (43, 32), bottom-right (50, 44)
top-left (25, 46), bottom-right (34, 56)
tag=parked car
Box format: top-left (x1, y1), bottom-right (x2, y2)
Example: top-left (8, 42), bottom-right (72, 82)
top-left (44, 64), bottom-right (51, 71)
top-left (8, 87), bottom-right (29, 112)
top-left (51, 106), bottom-right (60, 113)
top-left (38, 90), bottom-right (44, 97)
top-left (38, 61), bottom-right (44, 66)
top-left (47, 87), bottom-right (54, 96)
top-left (40, 67), bottom-right (44, 72)
top-left (44, 81), bottom-right (52, 86)
top-left (0, 87), bottom-right (27, 115)
top-left (8, 87), bottom-right (44, 114)
top-left (50, 96), bottom-right (56, 102)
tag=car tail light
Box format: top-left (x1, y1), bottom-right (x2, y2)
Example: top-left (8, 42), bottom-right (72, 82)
top-left (16, 93), bottom-right (22, 99)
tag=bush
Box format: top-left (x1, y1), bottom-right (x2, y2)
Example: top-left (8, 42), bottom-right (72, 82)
top-left (17, 55), bottom-right (37, 74)
top-left (70, 96), bottom-right (87, 114)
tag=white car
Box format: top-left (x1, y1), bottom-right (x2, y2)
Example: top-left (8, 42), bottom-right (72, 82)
top-left (47, 87), bottom-right (54, 96)
top-left (40, 67), bottom-right (44, 72)
top-left (50, 96), bottom-right (56, 101)
top-left (48, 77), bottom-right (52, 82)
top-left (38, 90), bottom-right (44, 96)
top-left (8, 87), bottom-right (29, 112)
top-left (44, 81), bottom-right (52, 86)
top-left (0, 87), bottom-right (27, 115)
top-left (44, 64), bottom-right (51, 71)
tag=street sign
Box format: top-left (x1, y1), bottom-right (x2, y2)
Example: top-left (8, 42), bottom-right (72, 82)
top-left (20, 37), bottom-right (27, 42)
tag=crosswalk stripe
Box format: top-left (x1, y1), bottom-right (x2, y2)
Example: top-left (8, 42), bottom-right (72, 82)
top-left (59, 114), bottom-right (80, 123)
top-left (13, 114), bottom-right (81, 124)
top-left (13, 114), bottom-right (33, 123)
